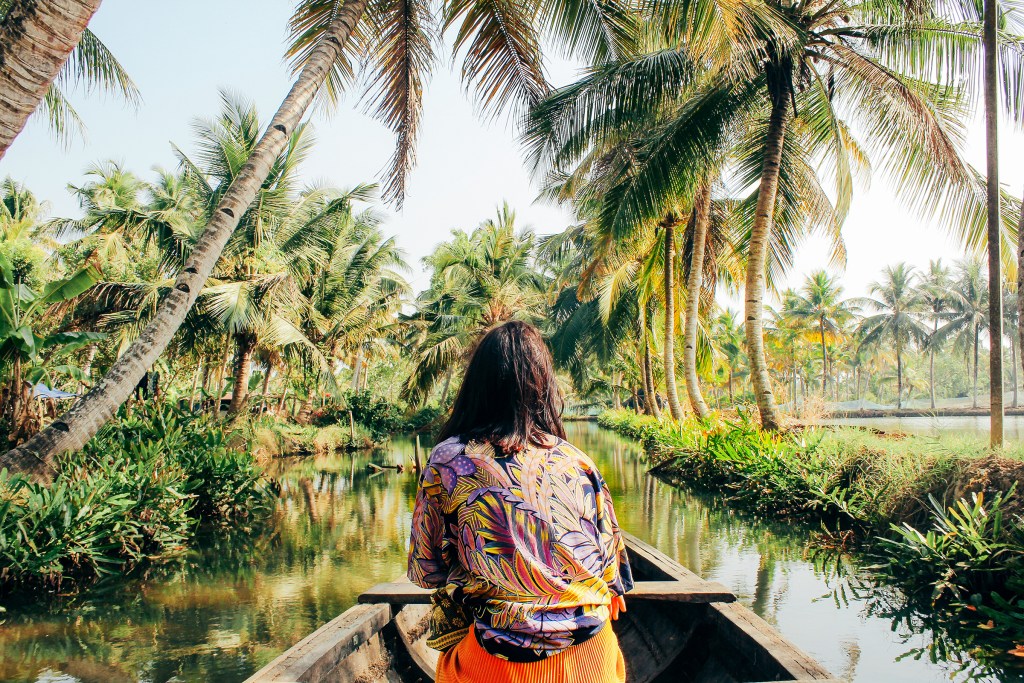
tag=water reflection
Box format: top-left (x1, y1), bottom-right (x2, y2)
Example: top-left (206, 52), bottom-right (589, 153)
top-left (0, 446), bottom-right (419, 683)
top-left (0, 425), bottom-right (1018, 682)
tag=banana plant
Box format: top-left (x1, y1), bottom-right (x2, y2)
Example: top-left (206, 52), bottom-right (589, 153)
top-left (0, 254), bottom-right (105, 443)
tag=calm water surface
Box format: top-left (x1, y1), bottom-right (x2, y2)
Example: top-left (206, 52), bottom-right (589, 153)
top-left (823, 414), bottom-right (1024, 440)
top-left (0, 423), bottom-right (1018, 682)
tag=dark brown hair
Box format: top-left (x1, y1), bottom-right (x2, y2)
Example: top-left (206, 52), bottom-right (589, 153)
top-left (437, 320), bottom-right (565, 453)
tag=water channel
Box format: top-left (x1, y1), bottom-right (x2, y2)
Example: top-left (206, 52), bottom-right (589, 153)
top-left (1, 422), bottom-right (1020, 682)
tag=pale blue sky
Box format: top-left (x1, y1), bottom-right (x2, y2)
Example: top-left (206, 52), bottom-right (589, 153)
top-left (1, 0), bottom-right (1022, 299)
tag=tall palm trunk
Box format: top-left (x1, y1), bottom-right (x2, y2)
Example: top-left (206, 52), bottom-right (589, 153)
top-left (1018, 185), bottom-right (1024, 414)
top-left (642, 338), bottom-right (661, 418)
top-left (818, 320), bottom-right (828, 396)
top-left (351, 344), bottom-right (363, 391)
top-left (744, 67), bottom-right (791, 432)
top-left (260, 368), bottom-right (272, 415)
top-left (189, 360), bottom-right (203, 411)
top-left (984, 0), bottom-right (1003, 445)
top-left (896, 338), bottom-right (903, 409)
top-left (213, 341), bottom-right (232, 417)
top-left (973, 323), bottom-right (980, 409)
top-left (683, 187), bottom-right (711, 419)
top-left (80, 344), bottom-right (98, 391)
top-left (229, 334), bottom-right (256, 415)
top-left (791, 355), bottom-right (797, 410)
top-left (440, 368), bottom-right (453, 405)
top-left (1012, 330), bottom-right (1019, 408)
top-left (929, 318), bottom-right (938, 409)
top-left (662, 218), bottom-right (685, 421)
top-left (0, 0), bottom-right (103, 160)
top-left (1, 0), bottom-right (370, 480)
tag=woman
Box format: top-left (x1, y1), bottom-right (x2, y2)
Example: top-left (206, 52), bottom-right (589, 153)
top-left (408, 321), bottom-right (633, 683)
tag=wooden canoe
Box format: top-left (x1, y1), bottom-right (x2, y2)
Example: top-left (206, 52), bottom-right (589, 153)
top-left (246, 533), bottom-right (836, 683)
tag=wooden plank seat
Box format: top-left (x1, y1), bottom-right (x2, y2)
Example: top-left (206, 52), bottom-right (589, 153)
top-left (358, 579), bottom-right (736, 605)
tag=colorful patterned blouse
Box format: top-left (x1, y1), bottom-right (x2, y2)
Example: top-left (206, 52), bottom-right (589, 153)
top-left (407, 436), bottom-right (633, 661)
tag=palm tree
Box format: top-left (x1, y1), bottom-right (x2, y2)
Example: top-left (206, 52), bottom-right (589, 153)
top-left (0, 0), bottom-right (103, 158)
top-left (2, 1), bottom-right (373, 478)
top-left (526, 0), bottom-right (1024, 430)
top-left (768, 293), bottom-right (807, 412)
top-left (4, 0), bottom-right (642, 475)
top-left (935, 260), bottom-right (990, 409)
top-left (713, 309), bottom-right (745, 406)
top-left (0, 179), bottom-right (54, 287)
top-left (857, 264), bottom-right (929, 409)
top-left (919, 260), bottom-right (952, 409)
top-left (787, 271), bottom-right (853, 397)
top-left (405, 205), bottom-right (545, 401)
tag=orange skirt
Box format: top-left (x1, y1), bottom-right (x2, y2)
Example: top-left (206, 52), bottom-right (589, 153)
top-left (435, 625), bottom-right (626, 683)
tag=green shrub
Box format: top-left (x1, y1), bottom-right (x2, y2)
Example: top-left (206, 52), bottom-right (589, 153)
top-left (0, 402), bottom-right (269, 592)
top-left (311, 391), bottom-right (404, 440)
top-left (878, 486), bottom-right (1023, 603)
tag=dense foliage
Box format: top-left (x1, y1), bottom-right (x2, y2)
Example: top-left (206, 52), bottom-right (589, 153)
top-left (0, 403), bottom-right (268, 593)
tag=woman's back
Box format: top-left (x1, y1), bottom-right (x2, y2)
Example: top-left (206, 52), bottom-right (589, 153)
top-left (409, 435), bottom-right (632, 660)
top-left (407, 321), bottom-right (630, 681)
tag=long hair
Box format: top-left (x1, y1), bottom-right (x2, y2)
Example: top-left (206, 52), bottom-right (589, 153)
top-left (437, 321), bottom-right (565, 453)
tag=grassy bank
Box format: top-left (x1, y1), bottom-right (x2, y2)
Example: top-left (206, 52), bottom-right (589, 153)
top-left (0, 403), bottom-right (270, 595)
top-left (599, 409), bottom-right (1024, 530)
top-left (598, 409), bottom-right (1024, 666)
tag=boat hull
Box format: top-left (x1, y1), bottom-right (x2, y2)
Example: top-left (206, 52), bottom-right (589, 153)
top-left (246, 534), bottom-right (835, 683)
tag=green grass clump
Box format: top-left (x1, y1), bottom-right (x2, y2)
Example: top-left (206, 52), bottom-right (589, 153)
top-left (0, 402), bottom-right (270, 593)
top-left (599, 408), bottom-right (1024, 664)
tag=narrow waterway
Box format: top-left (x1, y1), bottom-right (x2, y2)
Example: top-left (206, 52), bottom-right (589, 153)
top-left (0, 423), bottom-right (1016, 682)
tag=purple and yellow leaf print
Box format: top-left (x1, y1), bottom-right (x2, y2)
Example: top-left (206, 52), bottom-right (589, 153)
top-left (408, 437), bottom-right (633, 662)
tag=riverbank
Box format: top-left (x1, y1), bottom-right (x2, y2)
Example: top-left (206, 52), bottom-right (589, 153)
top-left (0, 403), bottom-right (270, 596)
top-left (597, 409), bottom-right (1024, 669)
top-left (598, 409), bottom-right (1024, 529)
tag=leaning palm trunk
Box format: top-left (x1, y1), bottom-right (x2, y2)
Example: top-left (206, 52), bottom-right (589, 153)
top-left (662, 218), bottom-right (685, 421)
top-left (744, 73), bottom-right (790, 432)
top-left (0, 0), bottom-right (369, 480)
top-left (0, 0), bottom-right (103, 160)
top-left (984, 0), bottom-right (1003, 446)
top-left (682, 187), bottom-right (711, 419)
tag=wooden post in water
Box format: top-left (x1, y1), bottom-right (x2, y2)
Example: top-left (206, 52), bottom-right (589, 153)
top-left (414, 434), bottom-right (423, 472)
